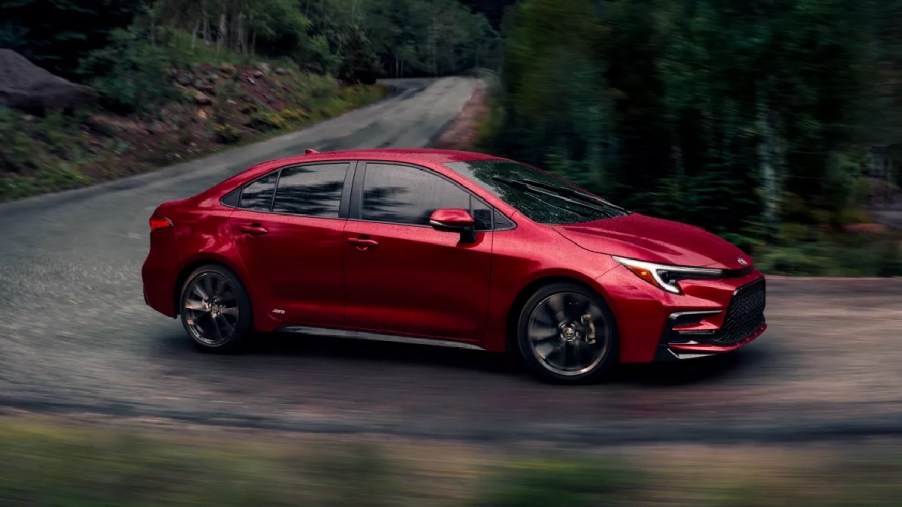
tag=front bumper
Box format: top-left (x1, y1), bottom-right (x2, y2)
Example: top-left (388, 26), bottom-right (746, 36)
top-left (656, 277), bottom-right (767, 360)
top-left (597, 265), bottom-right (767, 363)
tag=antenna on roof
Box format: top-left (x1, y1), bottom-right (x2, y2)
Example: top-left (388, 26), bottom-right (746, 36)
top-left (305, 149), bottom-right (319, 154)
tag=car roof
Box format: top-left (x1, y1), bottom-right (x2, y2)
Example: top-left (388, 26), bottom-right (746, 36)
top-left (279, 148), bottom-right (504, 166)
top-left (200, 148), bottom-right (513, 207)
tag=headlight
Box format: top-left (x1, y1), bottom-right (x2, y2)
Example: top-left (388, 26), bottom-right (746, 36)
top-left (613, 256), bottom-right (724, 294)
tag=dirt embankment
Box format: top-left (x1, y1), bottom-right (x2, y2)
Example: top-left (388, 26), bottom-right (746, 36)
top-left (0, 60), bottom-right (386, 201)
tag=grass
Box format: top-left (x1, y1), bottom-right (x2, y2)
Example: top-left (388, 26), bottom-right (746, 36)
top-left (3, 416), bottom-right (902, 506)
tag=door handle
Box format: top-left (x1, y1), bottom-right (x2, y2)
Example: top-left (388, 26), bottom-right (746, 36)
top-left (240, 224), bottom-right (268, 236)
top-left (347, 237), bottom-right (379, 250)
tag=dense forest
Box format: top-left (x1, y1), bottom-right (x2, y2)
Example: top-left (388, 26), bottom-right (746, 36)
top-left (483, 0), bottom-right (902, 274)
top-left (0, 0), bottom-right (501, 85)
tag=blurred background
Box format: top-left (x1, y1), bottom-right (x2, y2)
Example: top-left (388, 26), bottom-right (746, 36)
top-left (2, 0), bottom-right (902, 505)
top-left (2, 0), bottom-right (902, 273)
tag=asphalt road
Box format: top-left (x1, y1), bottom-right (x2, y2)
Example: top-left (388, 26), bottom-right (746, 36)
top-left (2, 77), bottom-right (902, 445)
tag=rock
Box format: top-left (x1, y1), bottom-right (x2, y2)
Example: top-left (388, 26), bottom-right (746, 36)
top-left (0, 49), bottom-right (98, 110)
top-left (252, 70), bottom-right (263, 79)
top-left (226, 99), bottom-right (237, 105)
top-left (246, 76), bottom-right (256, 85)
top-left (206, 73), bottom-right (218, 82)
top-left (194, 91), bottom-right (212, 105)
top-left (193, 80), bottom-right (215, 93)
top-left (219, 62), bottom-right (236, 73)
top-left (256, 62), bottom-right (271, 74)
top-left (145, 121), bottom-right (165, 134)
top-left (274, 66), bottom-right (290, 75)
top-left (196, 109), bottom-right (208, 121)
top-left (175, 73), bottom-right (194, 86)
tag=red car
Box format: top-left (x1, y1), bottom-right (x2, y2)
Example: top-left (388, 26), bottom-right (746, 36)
top-left (142, 148), bottom-right (766, 383)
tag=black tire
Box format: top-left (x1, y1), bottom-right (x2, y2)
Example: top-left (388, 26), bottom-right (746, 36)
top-left (516, 282), bottom-right (619, 383)
top-left (179, 264), bottom-right (252, 353)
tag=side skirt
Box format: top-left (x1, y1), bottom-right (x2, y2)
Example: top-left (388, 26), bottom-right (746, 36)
top-left (278, 325), bottom-right (487, 351)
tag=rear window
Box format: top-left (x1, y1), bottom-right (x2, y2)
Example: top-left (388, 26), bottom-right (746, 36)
top-left (238, 172), bottom-right (278, 211)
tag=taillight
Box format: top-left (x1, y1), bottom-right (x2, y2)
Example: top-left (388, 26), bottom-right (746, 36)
top-left (149, 215), bottom-right (173, 232)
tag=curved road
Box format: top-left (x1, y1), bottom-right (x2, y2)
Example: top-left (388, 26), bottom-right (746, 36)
top-left (2, 77), bottom-right (901, 444)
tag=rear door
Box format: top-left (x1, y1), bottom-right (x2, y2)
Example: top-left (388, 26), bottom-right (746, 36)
top-left (230, 162), bottom-right (353, 328)
top-left (342, 162), bottom-right (494, 343)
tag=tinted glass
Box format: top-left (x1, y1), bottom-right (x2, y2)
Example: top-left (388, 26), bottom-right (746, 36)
top-left (272, 163), bottom-right (348, 217)
top-left (362, 163), bottom-right (490, 229)
top-left (221, 188), bottom-right (241, 207)
top-left (445, 160), bottom-right (630, 225)
top-left (239, 172), bottom-right (278, 211)
top-left (471, 197), bottom-right (492, 230)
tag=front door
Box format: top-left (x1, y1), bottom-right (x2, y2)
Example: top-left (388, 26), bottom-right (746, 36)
top-left (230, 162), bottom-right (351, 328)
top-left (343, 162), bottom-right (493, 343)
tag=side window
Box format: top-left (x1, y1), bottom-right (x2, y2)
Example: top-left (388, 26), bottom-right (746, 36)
top-left (470, 197), bottom-right (492, 231)
top-left (239, 172), bottom-right (278, 211)
top-left (361, 163), bottom-right (490, 229)
top-left (272, 163), bottom-right (348, 218)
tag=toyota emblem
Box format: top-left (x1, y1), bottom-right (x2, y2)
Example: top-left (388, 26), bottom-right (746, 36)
top-left (738, 257), bottom-right (748, 266)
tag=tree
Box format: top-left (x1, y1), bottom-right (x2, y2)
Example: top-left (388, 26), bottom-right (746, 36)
top-left (0, 0), bottom-right (141, 77)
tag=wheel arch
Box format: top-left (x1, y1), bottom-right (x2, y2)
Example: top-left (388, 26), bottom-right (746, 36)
top-left (172, 255), bottom-right (250, 317)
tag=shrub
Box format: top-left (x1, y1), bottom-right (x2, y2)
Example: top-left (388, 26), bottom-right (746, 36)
top-left (80, 28), bottom-right (175, 113)
top-left (247, 111), bottom-right (286, 131)
top-left (213, 124), bottom-right (242, 144)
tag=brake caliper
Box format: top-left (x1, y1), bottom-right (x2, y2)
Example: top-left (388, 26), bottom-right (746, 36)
top-left (580, 313), bottom-right (596, 344)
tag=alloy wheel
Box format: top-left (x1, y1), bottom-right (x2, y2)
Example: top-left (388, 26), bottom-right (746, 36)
top-left (183, 272), bottom-right (241, 347)
top-left (526, 291), bottom-right (612, 377)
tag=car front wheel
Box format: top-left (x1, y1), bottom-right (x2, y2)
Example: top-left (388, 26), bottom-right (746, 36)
top-left (517, 282), bottom-right (619, 383)
top-left (179, 264), bottom-right (252, 352)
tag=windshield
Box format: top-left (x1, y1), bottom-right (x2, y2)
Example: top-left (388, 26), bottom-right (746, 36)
top-left (444, 160), bottom-right (629, 224)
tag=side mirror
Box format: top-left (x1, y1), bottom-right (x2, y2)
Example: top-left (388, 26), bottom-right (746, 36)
top-left (429, 208), bottom-right (477, 243)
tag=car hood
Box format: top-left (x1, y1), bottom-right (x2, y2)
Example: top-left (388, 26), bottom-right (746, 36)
top-left (552, 213), bottom-right (751, 269)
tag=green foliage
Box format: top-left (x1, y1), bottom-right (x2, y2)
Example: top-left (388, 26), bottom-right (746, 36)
top-left (477, 459), bottom-right (640, 507)
top-left (756, 230), bottom-right (902, 276)
top-left (80, 28), bottom-right (176, 113)
top-left (213, 123), bottom-right (242, 144)
top-left (0, 421), bottom-right (406, 506)
top-left (337, 25), bottom-right (381, 84)
top-left (488, 0), bottom-right (887, 248)
top-left (0, 0), bottom-right (139, 77)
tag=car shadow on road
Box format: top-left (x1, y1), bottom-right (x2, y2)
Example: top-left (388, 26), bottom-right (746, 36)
top-left (157, 330), bottom-right (767, 386)
top-left (612, 347), bottom-right (769, 386)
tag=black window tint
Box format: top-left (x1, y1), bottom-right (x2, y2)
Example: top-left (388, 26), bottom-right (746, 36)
top-left (493, 209), bottom-right (515, 230)
top-left (470, 196), bottom-right (492, 231)
top-left (362, 163), bottom-right (476, 226)
top-left (272, 163), bottom-right (348, 218)
top-left (239, 172), bottom-right (277, 211)
top-left (221, 188), bottom-right (241, 207)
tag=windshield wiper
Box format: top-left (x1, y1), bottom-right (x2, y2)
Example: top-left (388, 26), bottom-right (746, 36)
top-left (491, 176), bottom-right (623, 218)
top-left (517, 178), bottom-right (630, 215)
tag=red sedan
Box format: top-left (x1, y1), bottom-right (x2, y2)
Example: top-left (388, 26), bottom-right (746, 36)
top-left (142, 148), bottom-right (766, 383)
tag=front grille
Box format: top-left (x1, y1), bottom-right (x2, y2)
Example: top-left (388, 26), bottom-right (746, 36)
top-left (712, 278), bottom-right (766, 344)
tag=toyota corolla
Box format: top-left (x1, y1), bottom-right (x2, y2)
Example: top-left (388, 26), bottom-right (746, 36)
top-left (142, 148), bottom-right (766, 383)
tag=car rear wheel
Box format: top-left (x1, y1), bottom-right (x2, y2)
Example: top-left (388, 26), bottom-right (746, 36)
top-left (179, 264), bottom-right (252, 352)
top-left (517, 282), bottom-right (618, 383)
